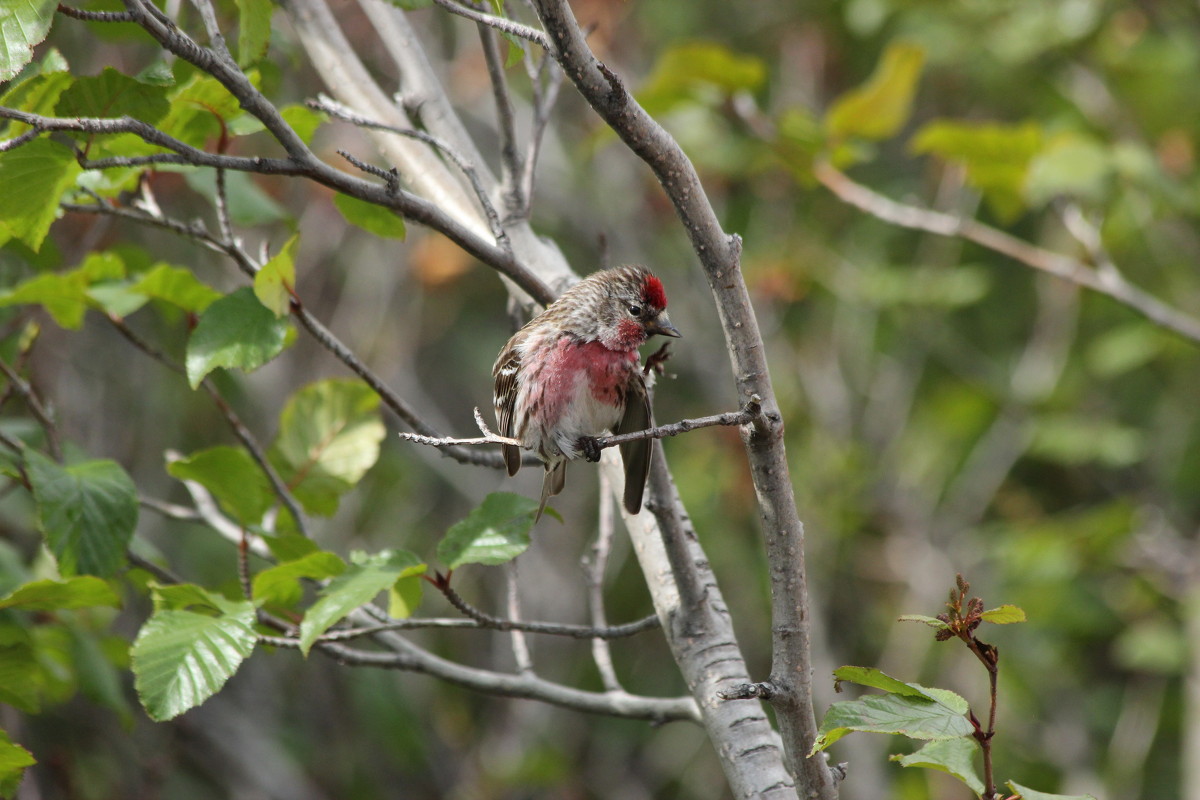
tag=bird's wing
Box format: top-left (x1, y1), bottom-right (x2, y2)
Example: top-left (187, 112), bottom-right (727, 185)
top-left (492, 339), bottom-right (523, 476)
top-left (616, 373), bottom-right (652, 514)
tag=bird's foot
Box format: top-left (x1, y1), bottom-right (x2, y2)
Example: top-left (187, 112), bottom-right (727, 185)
top-left (578, 436), bottom-right (602, 463)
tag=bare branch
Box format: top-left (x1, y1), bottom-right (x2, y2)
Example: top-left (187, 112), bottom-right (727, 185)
top-left (813, 161), bottom-right (1200, 345)
top-left (316, 611), bottom-right (659, 641)
top-left (57, 4), bottom-right (137, 22)
top-left (432, 576), bottom-right (659, 639)
top-left (586, 472), bottom-right (623, 691)
top-left (532, 0), bottom-right (829, 793)
top-left (312, 96), bottom-right (510, 251)
top-left (429, 0), bottom-right (550, 48)
top-left (0, 358), bottom-right (62, 462)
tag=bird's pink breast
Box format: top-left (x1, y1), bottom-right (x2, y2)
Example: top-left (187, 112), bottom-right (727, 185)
top-left (530, 337), bottom-right (636, 427)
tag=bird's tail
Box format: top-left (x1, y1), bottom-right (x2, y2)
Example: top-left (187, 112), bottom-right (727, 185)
top-left (536, 460), bottom-right (566, 521)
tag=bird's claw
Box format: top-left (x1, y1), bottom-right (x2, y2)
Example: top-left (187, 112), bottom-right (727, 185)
top-left (578, 436), bottom-right (602, 463)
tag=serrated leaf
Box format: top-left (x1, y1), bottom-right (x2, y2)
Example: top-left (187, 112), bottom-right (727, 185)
top-left (252, 550), bottom-right (346, 607)
top-left (811, 679), bottom-right (971, 753)
top-left (1007, 781), bottom-right (1098, 800)
top-left (186, 287), bottom-right (292, 388)
top-left (0, 643), bottom-right (40, 712)
top-left (0, 138), bottom-right (83, 251)
top-left (981, 604), bottom-right (1027, 624)
top-left (0, 576), bottom-right (120, 611)
top-left (891, 738), bottom-right (984, 796)
top-left (253, 234), bottom-right (297, 316)
top-left (54, 67), bottom-right (170, 124)
top-left (131, 263), bottom-right (221, 313)
top-left (167, 446), bottom-right (275, 527)
top-left (235, 0), bottom-right (273, 66)
top-left (826, 42), bottom-right (924, 141)
top-left (0, 0), bottom-right (57, 81)
top-left (388, 573), bottom-right (423, 619)
top-left (0, 728), bottom-right (36, 798)
top-left (436, 492), bottom-right (538, 569)
top-left (0, 271), bottom-right (89, 328)
top-left (333, 194), bottom-right (407, 240)
top-left (26, 451), bottom-right (138, 578)
top-left (131, 602), bottom-right (256, 720)
top-left (0, 53), bottom-right (73, 136)
top-left (833, 666), bottom-right (938, 698)
top-left (898, 614), bottom-right (950, 630)
top-left (149, 582), bottom-right (229, 613)
top-left (158, 71), bottom-right (255, 148)
top-left (268, 379), bottom-right (384, 516)
top-left (261, 532), bottom-right (318, 562)
top-left (298, 549), bottom-right (424, 655)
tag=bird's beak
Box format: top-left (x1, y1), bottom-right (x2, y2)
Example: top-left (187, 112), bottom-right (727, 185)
top-left (645, 311), bottom-right (681, 339)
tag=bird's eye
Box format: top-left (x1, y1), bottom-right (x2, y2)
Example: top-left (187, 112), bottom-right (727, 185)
top-left (628, 305), bottom-right (642, 316)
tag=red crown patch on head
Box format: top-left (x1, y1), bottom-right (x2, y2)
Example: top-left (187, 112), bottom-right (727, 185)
top-left (643, 275), bottom-right (667, 309)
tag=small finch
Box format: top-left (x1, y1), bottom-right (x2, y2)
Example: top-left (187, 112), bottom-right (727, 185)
top-left (493, 264), bottom-right (681, 520)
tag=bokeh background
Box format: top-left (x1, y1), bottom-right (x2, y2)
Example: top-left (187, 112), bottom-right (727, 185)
top-left (3, 0), bottom-right (1200, 798)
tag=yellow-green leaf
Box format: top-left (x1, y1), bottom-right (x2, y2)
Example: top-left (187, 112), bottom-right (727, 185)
top-left (826, 42), bottom-right (925, 141)
top-left (254, 235), bottom-right (298, 317)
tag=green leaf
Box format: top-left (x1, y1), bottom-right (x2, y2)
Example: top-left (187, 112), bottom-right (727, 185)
top-left (0, 271), bottom-right (89, 328)
top-left (0, 576), bottom-right (120, 611)
top-left (185, 287), bottom-right (292, 388)
top-left (1085, 323), bottom-right (1165, 378)
top-left (0, 728), bottom-right (36, 798)
top-left (0, 643), bottom-right (40, 712)
top-left (333, 194), bottom-right (407, 240)
top-left (437, 492), bottom-right (538, 569)
top-left (638, 41), bottom-right (766, 116)
top-left (0, 51), bottom-right (73, 135)
top-left (0, 138), bottom-right (83, 251)
top-left (388, 573), bottom-right (423, 619)
top-left (891, 738), bottom-right (984, 796)
top-left (261, 532), bottom-right (319, 562)
top-left (235, 0), bottom-right (273, 66)
top-left (1007, 781), bottom-right (1098, 800)
top-left (826, 42), bottom-right (925, 141)
top-left (253, 234), bottom-right (297, 316)
top-left (980, 604), bottom-right (1026, 624)
top-left (832, 666), bottom-right (938, 698)
top-left (131, 601), bottom-right (257, 720)
top-left (26, 451), bottom-right (138, 578)
top-left (1028, 415), bottom-right (1144, 468)
top-left (0, 0), bottom-right (57, 81)
top-left (280, 104), bottom-right (324, 145)
top-left (910, 120), bottom-right (1043, 220)
top-left (130, 263), bottom-right (221, 313)
top-left (268, 379), bottom-right (385, 516)
top-left (252, 550), bottom-right (346, 607)
top-left (149, 582), bottom-right (230, 613)
top-left (1025, 131), bottom-right (1111, 207)
top-left (298, 549), bottom-right (424, 655)
top-left (167, 446), bottom-right (275, 527)
top-left (158, 70), bottom-right (253, 148)
top-left (811, 672), bottom-right (971, 753)
top-left (897, 614), bottom-right (949, 630)
top-left (54, 67), bottom-right (170, 124)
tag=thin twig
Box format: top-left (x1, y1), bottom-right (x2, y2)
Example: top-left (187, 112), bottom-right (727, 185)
top-left (57, 4), bottom-right (137, 22)
top-left (586, 472), bottom-right (623, 691)
top-left (475, 10), bottom-right (526, 216)
top-left (504, 561), bottom-right (535, 674)
top-left (814, 160), bottom-right (1200, 345)
top-left (429, 0), bottom-right (550, 48)
top-left (0, 358), bottom-right (61, 462)
top-left (314, 97), bottom-right (509, 251)
top-left (433, 578), bottom-right (660, 639)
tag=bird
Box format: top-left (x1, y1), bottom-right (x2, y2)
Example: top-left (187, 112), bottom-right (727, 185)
top-left (492, 264), bottom-right (681, 521)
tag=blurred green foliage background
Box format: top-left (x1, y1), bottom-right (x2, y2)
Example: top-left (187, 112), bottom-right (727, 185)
top-left (2, 0), bottom-right (1200, 797)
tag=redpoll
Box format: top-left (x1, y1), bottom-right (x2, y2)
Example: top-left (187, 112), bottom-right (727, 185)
top-left (493, 265), bottom-right (681, 520)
